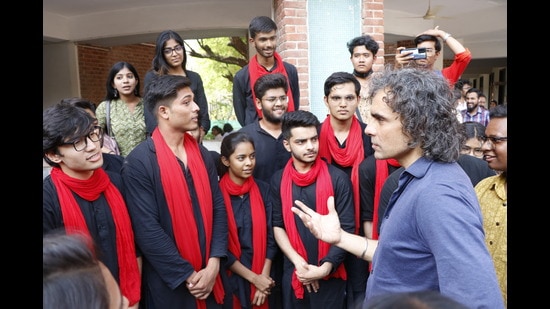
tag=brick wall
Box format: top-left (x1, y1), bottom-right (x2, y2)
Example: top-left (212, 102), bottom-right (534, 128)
top-left (383, 39), bottom-right (415, 67)
top-left (274, 0), bottom-right (309, 110)
top-left (77, 44), bottom-right (155, 106)
top-left (363, 0), bottom-right (385, 72)
top-left (76, 0), bottom-right (385, 111)
top-left (273, 0), bottom-right (383, 111)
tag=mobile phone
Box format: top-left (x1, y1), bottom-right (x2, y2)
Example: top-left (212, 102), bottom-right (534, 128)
top-left (400, 47), bottom-right (427, 60)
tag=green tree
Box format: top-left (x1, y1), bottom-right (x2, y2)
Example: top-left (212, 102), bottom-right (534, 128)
top-left (185, 37), bottom-right (248, 124)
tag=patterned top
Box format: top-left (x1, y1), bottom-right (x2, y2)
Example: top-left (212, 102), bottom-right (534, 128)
top-left (96, 98), bottom-right (147, 157)
top-left (475, 174), bottom-right (507, 307)
top-left (461, 107), bottom-right (490, 126)
top-left (356, 80), bottom-right (373, 125)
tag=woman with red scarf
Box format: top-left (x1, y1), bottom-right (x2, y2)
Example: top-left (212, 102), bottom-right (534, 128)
top-left (43, 103), bottom-right (141, 308)
top-left (121, 75), bottom-right (227, 309)
top-left (218, 132), bottom-right (277, 308)
top-left (271, 110), bottom-right (355, 309)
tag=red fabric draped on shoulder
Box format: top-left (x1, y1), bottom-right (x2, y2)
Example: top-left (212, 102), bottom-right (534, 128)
top-left (280, 157), bottom-right (346, 299)
top-left (152, 128), bottom-right (224, 307)
top-left (248, 52), bottom-right (295, 118)
top-left (372, 158), bottom-right (400, 240)
top-left (50, 167), bottom-right (141, 306)
top-left (219, 174), bottom-right (268, 308)
top-left (318, 116), bottom-right (364, 234)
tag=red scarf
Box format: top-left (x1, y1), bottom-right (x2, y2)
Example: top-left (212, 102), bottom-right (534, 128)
top-left (372, 159), bottom-right (401, 240)
top-left (318, 116), bottom-right (364, 234)
top-left (248, 52), bottom-right (295, 118)
top-left (280, 158), bottom-right (346, 299)
top-left (219, 174), bottom-right (268, 309)
top-left (50, 167), bottom-right (141, 306)
top-left (152, 128), bottom-right (224, 307)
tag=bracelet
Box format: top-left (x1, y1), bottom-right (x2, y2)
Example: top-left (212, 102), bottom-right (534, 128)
top-left (443, 33), bottom-right (451, 42)
top-left (360, 239), bottom-right (369, 259)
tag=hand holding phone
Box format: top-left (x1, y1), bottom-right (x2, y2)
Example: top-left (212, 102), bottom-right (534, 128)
top-left (400, 47), bottom-right (427, 60)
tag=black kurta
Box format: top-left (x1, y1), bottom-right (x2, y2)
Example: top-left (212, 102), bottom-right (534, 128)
top-left (43, 170), bottom-right (136, 285)
top-left (121, 137), bottom-right (227, 308)
top-left (320, 121), bottom-right (373, 309)
top-left (232, 61), bottom-right (300, 127)
top-left (223, 178), bottom-right (278, 308)
top-left (238, 121), bottom-right (291, 183)
top-left (270, 162), bottom-right (355, 309)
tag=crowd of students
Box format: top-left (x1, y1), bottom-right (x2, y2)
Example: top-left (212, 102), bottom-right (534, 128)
top-left (43, 15), bottom-right (507, 309)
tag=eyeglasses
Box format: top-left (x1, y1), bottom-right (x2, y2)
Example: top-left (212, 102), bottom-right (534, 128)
top-left (480, 135), bottom-right (507, 145)
top-left (264, 95), bottom-right (289, 104)
top-left (63, 126), bottom-right (103, 152)
top-left (163, 45), bottom-right (183, 55)
top-left (460, 145), bottom-right (483, 157)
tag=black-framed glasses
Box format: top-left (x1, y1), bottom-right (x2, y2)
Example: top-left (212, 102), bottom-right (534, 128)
top-left (264, 95), bottom-right (288, 104)
top-left (63, 126), bottom-right (103, 152)
top-left (480, 135), bottom-right (507, 145)
top-left (163, 45), bottom-right (183, 55)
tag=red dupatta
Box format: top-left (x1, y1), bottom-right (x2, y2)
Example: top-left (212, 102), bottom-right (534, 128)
top-left (280, 158), bottom-right (346, 299)
top-left (372, 159), bottom-right (400, 240)
top-left (318, 116), bottom-right (364, 234)
top-left (219, 174), bottom-right (268, 308)
top-left (248, 52), bottom-right (295, 118)
top-left (152, 128), bottom-right (224, 307)
top-left (50, 167), bottom-right (141, 306)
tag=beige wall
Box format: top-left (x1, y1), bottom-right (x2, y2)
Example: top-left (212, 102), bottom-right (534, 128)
top-left (43, 43), bottom-right (80, 109)
top-left (43, 0), bottom-right (506, 109)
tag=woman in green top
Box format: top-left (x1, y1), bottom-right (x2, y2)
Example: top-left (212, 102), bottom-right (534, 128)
top-left (96, 61), bottom-right (147, 157)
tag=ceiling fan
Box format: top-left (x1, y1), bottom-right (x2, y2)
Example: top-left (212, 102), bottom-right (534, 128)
top-left (408, 0), bottom-right (450, 20)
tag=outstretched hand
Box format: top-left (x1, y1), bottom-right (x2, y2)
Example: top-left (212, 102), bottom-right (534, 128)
top-left (291, 196), bottom-right (342, 245)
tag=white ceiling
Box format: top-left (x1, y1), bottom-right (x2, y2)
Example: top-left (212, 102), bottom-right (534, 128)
top-left (43, 0), bottom-right (506, 75)
top-left (384, 0), bottom-right (506, 59)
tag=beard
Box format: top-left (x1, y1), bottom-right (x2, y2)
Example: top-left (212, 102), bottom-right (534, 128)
top-left (262, 108), bottom-right (284, 124)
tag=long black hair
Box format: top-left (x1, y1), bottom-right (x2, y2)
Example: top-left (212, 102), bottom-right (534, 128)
top-left (104, 61), bottom-right (141, 101)
top-left (151, 30), bottom-right (188, 75)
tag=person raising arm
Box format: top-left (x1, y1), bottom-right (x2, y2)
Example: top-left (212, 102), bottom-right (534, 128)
top-left (394, 26), bottom-right (471, 87)
top-left (291, 67), bottom-right (503, 309)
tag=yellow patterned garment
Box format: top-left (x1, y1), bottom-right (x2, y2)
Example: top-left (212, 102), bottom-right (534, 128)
top-left (96, 99), bottom-right (147, 157)
top-left (475, 174), bottom-right (507, 307)
top-left (356, 83), bottom-right (372, 125)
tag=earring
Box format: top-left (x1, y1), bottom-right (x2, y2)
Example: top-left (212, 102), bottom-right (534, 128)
top-left (114, 89), bottom-right (118, 98)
